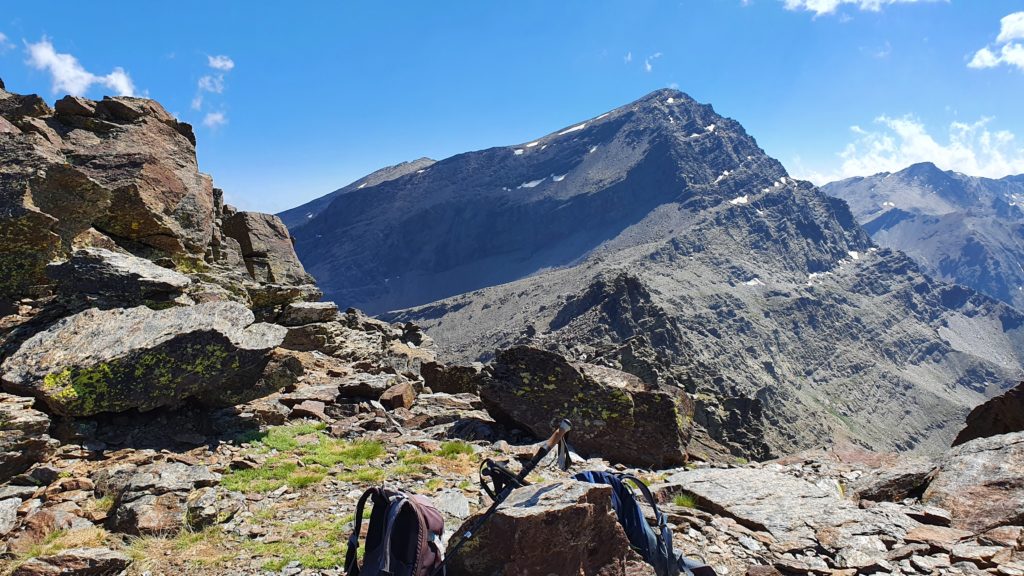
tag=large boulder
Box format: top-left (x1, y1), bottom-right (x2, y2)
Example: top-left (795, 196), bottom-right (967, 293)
top-left (46, 247), bottom-right (191, 307)
top-left (480, 347), bottom-right (693, 468)
top-left (953, 381), bottom-right (1024, 446)
top-left (0, 393), bottom-right (59, 481)
top-left (923, 431), bottom-right (1024, 533)
top-left (222, 211), bottom-right (313, 286)
top-left (447, 480), bottom-right (654, 576)
top-left (1, 302), bottom-right (291, 416)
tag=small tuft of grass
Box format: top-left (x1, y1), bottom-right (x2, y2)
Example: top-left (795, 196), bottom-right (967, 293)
top-left (672, 492), bottom-right (698, 508)
top-left (437, 441), bottom-right (475, 459)
top-left (337, 467), bottom-right (387, 484)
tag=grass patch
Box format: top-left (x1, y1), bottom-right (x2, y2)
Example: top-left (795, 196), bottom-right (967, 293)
top-left (337, 467), bottom-right (386, 484)
top-left (222, 423), bottom-right (386, 493)
top-left (302, 439), bottom-right (384, 468)
top-left (672, 492), bottom-right (698, 508)
top-left (437, 441), bottom-right (474, 459)
top-left (242, 517), bottom-right (353, 570)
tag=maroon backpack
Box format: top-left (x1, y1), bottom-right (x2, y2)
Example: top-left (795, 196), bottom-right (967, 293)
top-left (344, 487), bottom-right (446, 576)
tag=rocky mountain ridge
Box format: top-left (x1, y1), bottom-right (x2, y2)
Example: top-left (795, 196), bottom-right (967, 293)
top-left (823, 163), bottom-right (1024, 312)
top-left (289, 88), bottom-right (1023, 457)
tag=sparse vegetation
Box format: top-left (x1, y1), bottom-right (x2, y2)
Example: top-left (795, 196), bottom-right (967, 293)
top-left (437, 440), bottom-right (475, 459)
top-left (672, 492), bottom-right (698, 508)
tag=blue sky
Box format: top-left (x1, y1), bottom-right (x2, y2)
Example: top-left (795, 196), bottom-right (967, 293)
top-left (2, 1), bottom-right (1023, 212)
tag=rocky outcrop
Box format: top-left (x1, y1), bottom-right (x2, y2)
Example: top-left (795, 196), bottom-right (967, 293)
top-left (108, 462), bottom-right (220, 535)
top-left (480, 346), bottom-right (693, 468)
top-left (953, 380), bottom-right (1024, 446)
top-left (221, 212), bottom-right (313, 287)
top-left (0, 393), bottom-right (59, 481)
top-left (923, 431), bottom-right (1024, 533)
top-left (447, 480), bottom-right (654, 576)
top-left (1, 302), bottom-right (292, 416)
top-left (0, 83), bottom-right (316, 310)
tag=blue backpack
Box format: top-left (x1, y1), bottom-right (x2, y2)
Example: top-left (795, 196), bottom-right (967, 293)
top-left (574, 470), bottom-right (716, 576)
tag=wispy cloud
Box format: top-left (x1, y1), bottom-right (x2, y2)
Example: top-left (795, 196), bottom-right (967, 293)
top-left (202, 111), bottom-right (227, 128)
top-left (23, 37), bottom-right (135, 97)
top-left (644, 52), bottom-right (662, 73)
top-left (792, 115), bottom-right (1024, 184)
top-left (207, 54), bottom-right (234, 71)
top-left (192, 54), bottom-right (234, 120)
top-left (969, 12), bottom-right (1024, 72)
top-left (624, 51), bottom-right (632, 64)
top-left (0, 32), bottom-right (14, 54)
top-left (783, 0), bottom-right (944, 17)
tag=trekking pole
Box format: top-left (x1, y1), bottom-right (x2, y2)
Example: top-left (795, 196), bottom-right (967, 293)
top-left (430, 419), bottom-right (571, 576)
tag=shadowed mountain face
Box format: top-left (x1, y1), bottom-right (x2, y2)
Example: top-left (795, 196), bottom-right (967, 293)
top-left (292, 90), bottom-right (1024, 457)
top-left (293, 90), bottom-right (793, 314)
top-left (823, 163), bottom-right (1024, 311)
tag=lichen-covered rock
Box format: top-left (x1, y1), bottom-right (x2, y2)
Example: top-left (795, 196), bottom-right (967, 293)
top-left (422, 360), bottom-right (482, 394)
top-left (0, 392), bottom-right (59, 481)
top-left (923, 431), bottom-right (1024, 533)
top-left (0, 302), bottom-right (290, 416)
top-left (480, 346), bottom-right (693, 468)
top-left (46, 247), bottom-right (191, 307)
top-left (447, 480), bottom-right (654, 576)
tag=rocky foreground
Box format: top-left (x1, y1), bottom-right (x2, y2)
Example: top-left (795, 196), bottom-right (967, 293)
top-left (1, 83), bottom-right (1023, 576)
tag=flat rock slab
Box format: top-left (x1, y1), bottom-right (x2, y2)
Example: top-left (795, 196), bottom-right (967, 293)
top-left (923, 431), bottom-right (1024, 533)
top-left (662, 467), bottom-right (920, 566)
top-left (1, 301), bottom-right (288, 416)
top-left (46, 247), bottom-right (190, 305)
top-left (11, 546), bottom-right (132, 575)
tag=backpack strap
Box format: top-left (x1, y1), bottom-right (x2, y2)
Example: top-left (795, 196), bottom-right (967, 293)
top-left (617, 473), bottom-right (680, 576)
top-left (377, 494), bottom-right (411, 575)
top-left (345, 488), bottom-right (378, 576)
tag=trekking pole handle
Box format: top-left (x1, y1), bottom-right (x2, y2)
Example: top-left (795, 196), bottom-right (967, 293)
top-left (542, 419), bottom-right (571, 452)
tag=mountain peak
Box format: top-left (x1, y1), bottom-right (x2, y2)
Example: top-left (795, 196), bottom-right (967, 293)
top-left (900, 161), bottom-right (946, 178)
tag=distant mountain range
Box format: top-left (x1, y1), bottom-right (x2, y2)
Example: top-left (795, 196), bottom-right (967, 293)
top-left (823, 163), bottom-right (1024, 311)
top-left (284, 89), bottom-right (1024, 458)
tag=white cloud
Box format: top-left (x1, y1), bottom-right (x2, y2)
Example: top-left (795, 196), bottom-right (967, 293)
top-left (202, 111), bottom-right (227, 128)
top-left (970, 13), bottom-right (1024, 72)
top-left (191, 53), bottom-right (233, 118)
top-left (792, 115), bottom-right (1024, 184)
top-left (207, 54), bottom-right (234, 71)
top-left (24, 37), bottom-right (135, 97)
top-left (0, 32), bottom-right (14, 54)
top-left (624, 51), bottom-right (632, 64)
top-left (997, 12), bottom-right (1024, 43)
top-left (644, 52), bottom-right (662, 73)
top-left (198, 74), bottom-right (225, 94)
top-left (783, 0), bottom-right (944, 17)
